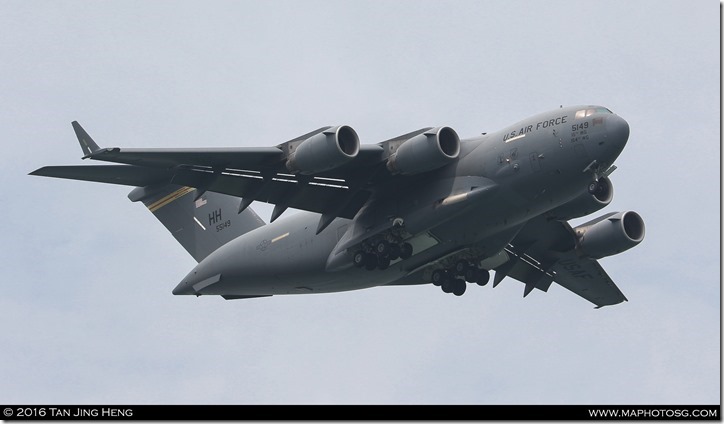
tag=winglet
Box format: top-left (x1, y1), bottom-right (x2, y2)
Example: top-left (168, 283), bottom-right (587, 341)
top-left (72, 121), bottom-right (101, 158)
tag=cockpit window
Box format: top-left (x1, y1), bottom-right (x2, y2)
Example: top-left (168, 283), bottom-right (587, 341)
top-left (575, 107), bottom-right (612, 119)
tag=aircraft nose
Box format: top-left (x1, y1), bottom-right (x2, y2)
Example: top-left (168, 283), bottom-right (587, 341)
top-left (607, 114), bottom-right (630, 148)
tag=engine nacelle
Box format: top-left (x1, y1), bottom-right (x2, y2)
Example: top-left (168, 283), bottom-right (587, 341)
top-left (547, 177), bottom-right (614, 220)
top-left (574, 211), bottom-right (645, 259)
top-left (386, 126), bottom-right (460, 175)
top-left (286, 125), bottom-right (359, 175)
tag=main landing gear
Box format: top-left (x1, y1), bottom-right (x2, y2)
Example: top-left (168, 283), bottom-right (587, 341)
top-left (431, 260), bottom-right (490, 297)
top-left (352, 240), bottom-right (413, 271)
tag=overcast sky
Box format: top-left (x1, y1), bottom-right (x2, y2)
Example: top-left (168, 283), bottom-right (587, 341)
top-left (1, 0), bottom-right (719, 405)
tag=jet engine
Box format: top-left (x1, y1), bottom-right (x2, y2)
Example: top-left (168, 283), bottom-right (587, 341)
top-left (286, 125), bottom-right (360, 175)
top-left (386, 126), bottom-right (460, 175)
top-left (574, 211), bottom-right (645, 259)
top-left (547, 176), bottom-right (613, 220)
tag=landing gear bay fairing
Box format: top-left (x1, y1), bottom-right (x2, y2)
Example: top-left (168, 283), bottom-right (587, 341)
top-left (31, 105), bottom-right (644, 307)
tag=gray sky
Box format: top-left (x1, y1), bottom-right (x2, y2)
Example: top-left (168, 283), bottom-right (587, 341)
top-left (1, 0), bottom-right (719, 405)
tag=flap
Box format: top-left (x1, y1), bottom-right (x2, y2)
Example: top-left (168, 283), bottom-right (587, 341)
top-left (500, 216), bottom-right (627, 307)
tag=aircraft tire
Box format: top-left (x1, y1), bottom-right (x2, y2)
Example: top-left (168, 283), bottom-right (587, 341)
top-left (588, 181), bottom-right (599, 194)
top-left (476, 269), bottom-right (490, 286)
top-left (377, 255), bottom-right (390, 270)
top-left (400, 242), bottom-right (413, 260)
top-left (431, 269), bottom-right (445, 286)
top-left (441, 279), bottom-right (453, 293)
top-left (353, 251), bottom-right (366, 268)
top-left (388, 244), bottom-right (401, 260)
top-left (464, 267), bottom-right (477, 282)
top-left (364, 253), bottom-right (377, 270)
top-left (452, 279), bottom-right (466, 296)
top-left (454, 260), bottom-right (469, 275)
top-left (375, 240), bottom-right (389, 256)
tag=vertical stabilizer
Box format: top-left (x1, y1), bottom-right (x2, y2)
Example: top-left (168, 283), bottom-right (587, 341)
top-left (128, 185), bottom-right (265, 262)
top-left (72, 121), bottom-right (101, 157)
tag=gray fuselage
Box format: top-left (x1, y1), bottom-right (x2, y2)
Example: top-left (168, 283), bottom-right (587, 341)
top-left (173, 105), bottom-right (630, 297)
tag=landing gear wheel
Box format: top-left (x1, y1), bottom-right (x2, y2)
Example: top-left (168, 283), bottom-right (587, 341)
top-left (431, 269), bottom-right (446, 287)
top-left (399, 242), bottom-right (413, 260)
top-left (476, 269), bottom-right (490, 286)
top-left (588, 180), bottom-right (599, 195)
top-left (464, 268), bottom-right (478, 283)
top-left (454, 260), bottom-right (470, 276)
top-left (388, 244), bottom-right (401, 260)
top-left (377, 256), bottom-right (391, 270)
top-left (353, 251), bottom-right (366, 268)
top-left (441, 279), bottom-right (453, 294)
top-left (364, 253), bottom-right (377, 270)
top-left (451, 279), bottom-right (466, 296)
top-left (375, 240), bottom-right (389, 256)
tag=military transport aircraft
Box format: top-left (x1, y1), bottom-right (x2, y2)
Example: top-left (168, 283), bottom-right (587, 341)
top-left (31, 105), bottom-right (644, 307)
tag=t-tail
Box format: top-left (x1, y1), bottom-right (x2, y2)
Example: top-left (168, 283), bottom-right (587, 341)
top-left (30, 121), bottom-right (266, 263)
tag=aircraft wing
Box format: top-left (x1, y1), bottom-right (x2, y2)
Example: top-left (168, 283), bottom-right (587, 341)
top-left (77, 142), bottom-right (383, 221)
top-left (494, 216), bottom-right (628, 308)
top-left (31, 122), bottom-right (400, 226)
top-left (30, 164), bottom-right (372, 220)
top-left (81, 125), bottom-right (386, 180)
top-left (30, 165), bottom-right (173, 187)
top-left (171, 168), bottom-right (372, 219)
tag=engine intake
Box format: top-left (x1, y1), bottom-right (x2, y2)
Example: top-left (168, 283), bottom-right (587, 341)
top-left (387, 126), bottom-right (460, 175)
top-left (286, 125), bottom-right (359, 175)
top-left (574, 211), bottom-right (645, 259)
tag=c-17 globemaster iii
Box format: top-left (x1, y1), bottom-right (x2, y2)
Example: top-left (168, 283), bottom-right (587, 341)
top-left (31, 105), bottom-right (644, 307)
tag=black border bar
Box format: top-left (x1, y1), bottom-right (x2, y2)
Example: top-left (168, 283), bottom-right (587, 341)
top-left (1, 405), bottom-right (721, 421)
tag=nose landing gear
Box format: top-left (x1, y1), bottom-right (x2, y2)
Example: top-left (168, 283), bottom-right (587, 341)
top-left (585, 163), bottom-right (616, 199)
top-left (588, 180), bottom-right (602, 195)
